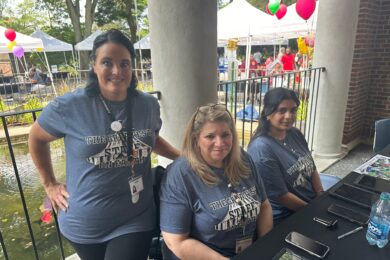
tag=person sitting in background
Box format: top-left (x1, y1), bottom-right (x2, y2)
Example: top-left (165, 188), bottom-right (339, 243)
top-left (28, 67), bottom-right (47, 93)
top-left (248, 88), bottom-right (324, 225)
top-left (29, 68), bottom-right (45, 85)
top-left (160, 104), bottom-right (273, 259)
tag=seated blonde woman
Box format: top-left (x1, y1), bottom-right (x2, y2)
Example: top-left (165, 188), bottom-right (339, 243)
top-left (160, 104), bottom-right (273, 259)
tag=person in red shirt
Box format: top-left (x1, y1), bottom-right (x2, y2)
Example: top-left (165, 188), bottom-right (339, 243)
top-left (281, 47), bottom-right (295, 71)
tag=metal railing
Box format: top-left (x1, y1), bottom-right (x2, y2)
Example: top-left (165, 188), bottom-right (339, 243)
top-left (217, 67), bottom-right (325, 150)
top-left (0, 91), bottom-right (161, 259)
top-left (0, 66), bottom-right (324, 258)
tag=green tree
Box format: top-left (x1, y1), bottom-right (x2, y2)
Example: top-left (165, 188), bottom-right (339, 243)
top-left (38, 0), bottom-right (99, 69)
top-left (95, 0), bottom-right (148, 42)
top-left (0, 0), bottom-right (8, 19)
top-left (0, 0), bottom-right (46, 34)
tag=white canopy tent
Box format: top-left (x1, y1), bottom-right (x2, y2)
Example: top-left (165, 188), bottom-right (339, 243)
top-left (217, 0), bottom-right (275, 41)
top-left (134, 34), bottom-right (151, 50)
top-left (0, 26), bottom-right (57, 96)
top-left (31, 30), bottom-right (73, 52)
top-left (31, 29), bottom-right (75, 71)
top-left (74, 30), bottom-right (103, 75)
top-left (75, 30), bottom-right (103, 51)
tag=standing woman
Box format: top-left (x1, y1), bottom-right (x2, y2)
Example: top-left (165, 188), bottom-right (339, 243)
top-left (160, 104), bottom-right (273, 259)
top-left (28, 29), bottom-right (179, 260)
top-left (247, 88), bottom-right (324, 225)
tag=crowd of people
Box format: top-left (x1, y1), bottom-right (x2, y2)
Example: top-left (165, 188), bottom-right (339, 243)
top-left (236, 46), bottom-right (305, 79)
top-left (29, 29), bottom-right (323, 260)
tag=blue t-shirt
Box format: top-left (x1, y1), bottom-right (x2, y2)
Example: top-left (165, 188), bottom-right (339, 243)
top-left (247, 128), bottom-right (316, 222)
top-left (160, 152), bottom-right (267, 258)
top-left (37, 88), bottom-right (161, 243)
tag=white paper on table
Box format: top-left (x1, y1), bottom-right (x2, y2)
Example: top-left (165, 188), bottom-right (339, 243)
top-left (354, 154), bottom-right (390, 180)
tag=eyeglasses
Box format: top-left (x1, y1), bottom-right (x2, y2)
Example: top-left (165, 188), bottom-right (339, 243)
top-left (195, 103), bottom-right (233, 121)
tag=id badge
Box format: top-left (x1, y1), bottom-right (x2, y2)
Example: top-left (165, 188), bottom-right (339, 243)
top-left (235, 237), bottom-right (252, 254)
top-left (129, 176), bottom-right (144, 203)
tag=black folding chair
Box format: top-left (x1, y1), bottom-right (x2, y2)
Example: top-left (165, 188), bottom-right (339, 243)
top-left (148, 165), bottom-right (166, 260)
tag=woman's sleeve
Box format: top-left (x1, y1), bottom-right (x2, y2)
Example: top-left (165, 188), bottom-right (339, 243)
top-left (247, 140), bottom-right (289, 200)
top-left (159, 163), bottom-right (192, 234)
top-left (37, 97), bottom-right (67, 138)
top-left (244, 151), bottom-right (267, 203)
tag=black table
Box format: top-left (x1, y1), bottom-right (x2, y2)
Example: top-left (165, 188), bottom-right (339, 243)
top-left (378, 144), bottom-right (390, 157)
top-left (234, 172), bottom-right (390, 260)
top-left (0, 82), bottom-right (32, 95)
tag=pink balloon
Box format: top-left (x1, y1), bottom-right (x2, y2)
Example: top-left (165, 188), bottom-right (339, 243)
top-left (296, 0), bottom-right (316, 20)
top-left (12, 46), bottom-right (24, 58)
top-left (275, 4), bottom-right (287, 20)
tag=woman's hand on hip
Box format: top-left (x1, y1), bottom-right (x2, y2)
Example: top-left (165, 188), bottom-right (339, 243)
top-left (44, 181), bottom-right (69, 213)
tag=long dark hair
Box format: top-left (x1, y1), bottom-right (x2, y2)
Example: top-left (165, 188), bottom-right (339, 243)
top-left (251, 88), bottom-right (300, 140)
top-left (85, 29), bottom-right (138, 96)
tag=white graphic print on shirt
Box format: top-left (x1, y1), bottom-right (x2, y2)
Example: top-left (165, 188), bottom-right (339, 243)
top-left (86, 130), bottom-right (152, 168)
top-left (210, 186), bottom-right (260, 231)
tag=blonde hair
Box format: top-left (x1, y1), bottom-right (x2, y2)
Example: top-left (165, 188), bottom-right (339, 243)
top-left (182, 104), bottom-right (250, 186)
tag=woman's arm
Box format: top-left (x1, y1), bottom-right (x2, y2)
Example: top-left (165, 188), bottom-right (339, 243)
top-left (153, 135), bottom-right (180, 160)
top-left (311, 170), bottom-right (325, 196)
top-left (277, 192), bottom-right (307, 211)
top-left (162, 232), bottom-right (228, 260)
top-left (257, 199), bottom-right (273, 237)
top-left (28, 122), bottom-right (69, 212)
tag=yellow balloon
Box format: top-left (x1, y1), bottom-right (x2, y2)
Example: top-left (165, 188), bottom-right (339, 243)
top-left (7, 41), bottom-right (16, 51)
top-left (297, 37), bottom-right (308, 55)
top-left (36, 47), bottom-right (43, 52)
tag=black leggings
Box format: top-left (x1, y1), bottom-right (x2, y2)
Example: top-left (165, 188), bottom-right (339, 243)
top-left (68, 230), bottom-right (154, 260)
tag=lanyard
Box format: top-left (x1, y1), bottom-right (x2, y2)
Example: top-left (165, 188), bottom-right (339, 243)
top-left (225, 179), bottom-right (248, 235)
top-left (98, 93), bottom-right (134, 168)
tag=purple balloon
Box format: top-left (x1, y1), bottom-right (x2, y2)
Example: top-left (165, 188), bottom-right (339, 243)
top-left (12, 45), bottom-right (24, 58)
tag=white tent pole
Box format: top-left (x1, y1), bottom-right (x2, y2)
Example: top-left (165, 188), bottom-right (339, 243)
top-left (22, 55), bottom-right (28, 74)
top-left (64, 52), bottom-right (68, 64)
top-left (245, 35), bottom-right (252, 102)
top-left (133, 0), bottom-right (145, 83)
top-left (15, 58), bottom-right (21, 76)
top-left (78, 50), bottom-right (81, 84)
top-left (43, 50), bottom-right (57, 96)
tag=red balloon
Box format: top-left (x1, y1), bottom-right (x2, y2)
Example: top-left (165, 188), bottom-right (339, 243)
top-left (5, 28), bottom-right (16, 41)
top-left (265, 4), bottom-right (274, 16)
top-left (296, 0), bottom-right (316, 20)
top-left (276, 4), bottom-right (287, 20)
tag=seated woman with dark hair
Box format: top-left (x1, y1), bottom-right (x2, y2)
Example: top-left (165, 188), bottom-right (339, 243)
top-left (160, 104), bottom-right (273, 259)
top-left (248, 88), bottom-right (324, 225)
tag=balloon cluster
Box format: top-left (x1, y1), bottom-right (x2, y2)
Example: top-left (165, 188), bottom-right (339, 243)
top-left (265, 0), bottom-right (316, 21)
top-left (4, 28), bottom-right (24, 58)
top-left (297, 35), bottom-right (314, 58)
top-left (265, 0), bottom-right (287, 20)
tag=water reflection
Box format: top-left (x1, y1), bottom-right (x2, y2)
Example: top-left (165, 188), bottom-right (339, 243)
top-left (0, 141), bottom-right (74, 259)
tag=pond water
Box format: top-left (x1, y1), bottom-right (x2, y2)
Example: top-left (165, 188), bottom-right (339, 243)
top-left (0, 142), bottom-right (75, 260)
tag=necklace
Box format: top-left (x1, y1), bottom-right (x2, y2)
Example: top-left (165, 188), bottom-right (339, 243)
top-left (273, 135), bottom-right (302, 158)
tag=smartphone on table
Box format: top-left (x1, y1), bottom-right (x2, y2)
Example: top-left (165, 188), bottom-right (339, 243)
top-left (327, 203), bottom-right (369, 226)
top-left (353, 174), bottom-right (390, 193)
top-left (285, 231), bottom-right (330, 259)
top-left (272, 247), bottom-right (308, 260)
